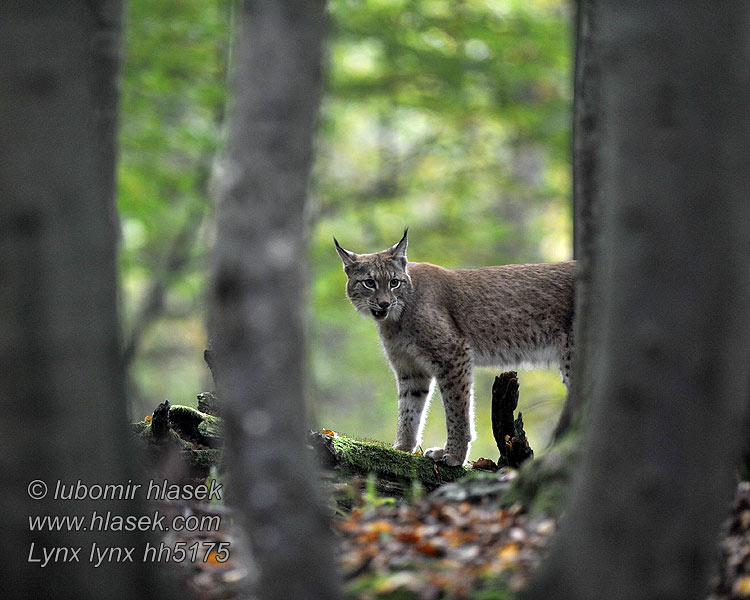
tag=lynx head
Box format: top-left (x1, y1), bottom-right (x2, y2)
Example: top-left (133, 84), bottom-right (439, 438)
top-left (334, 229), bottom-right (412, 322)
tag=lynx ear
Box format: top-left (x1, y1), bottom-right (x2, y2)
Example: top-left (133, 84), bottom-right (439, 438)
top-left (333, 236), bottom-right (358, 270)
top-left (388, 228), bottom-right (408, 266)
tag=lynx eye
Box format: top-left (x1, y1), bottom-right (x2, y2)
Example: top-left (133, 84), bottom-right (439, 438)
top-left (389, 278), bottom-right (401, 289)
top-left (362, 279), bottom-right (376, 289)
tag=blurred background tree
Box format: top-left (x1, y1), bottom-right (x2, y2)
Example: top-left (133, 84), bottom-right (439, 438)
top-left (119, 0), bottom-right (573, 459)
top-left (119, 0), bottom-right (230, 403)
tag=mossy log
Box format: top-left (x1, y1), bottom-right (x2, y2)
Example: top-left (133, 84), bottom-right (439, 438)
top-left (131, 400), bottom-right (223, 480)
top-left (309, 431), bottom-right (469, 495)
top-left (132, 400), bottom-right (469, 493)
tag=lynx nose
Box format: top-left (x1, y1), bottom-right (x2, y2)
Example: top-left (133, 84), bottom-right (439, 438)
top-left (377, 300), bottom-right (391, 309)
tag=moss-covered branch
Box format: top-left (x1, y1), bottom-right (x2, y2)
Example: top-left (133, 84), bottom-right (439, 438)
top-left (131, 401), bottom-right (222, 479)
top-left (310, 431), bottom-right (469, 493)
top-left (131, 401), bottom-right (469, 492)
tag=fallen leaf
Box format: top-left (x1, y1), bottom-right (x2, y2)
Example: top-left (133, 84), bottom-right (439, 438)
top-left (536, 519), bottom-right (556, 536)
top-left (416, 541), bottom-right (444, 557)
top-left (395, 529), bottom-right (421, 544)
top-left (734, 575), bottom-right (750, 597)
top-left (497, 542), bottom-right (521, 567)
top-left (357, 520), bottom-right (393, 542)
top-left (205, 550), bottom-right (232, 567)
top-left (443, 528), bottom-right (479, 547)
top-left (367, 520), bottom-right (393, 534)
top-left (471, 457), bottom-right (499, 471)
top-left (509, 527), bottom-right (527, 542)
top-left (375, 572), bottom-right (425, 594)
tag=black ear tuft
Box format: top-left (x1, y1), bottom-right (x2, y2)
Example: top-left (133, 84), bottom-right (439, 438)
top-left (388, 228), bottom-right (408, 265)
top-left (334, 236), bottom-right (358, 268)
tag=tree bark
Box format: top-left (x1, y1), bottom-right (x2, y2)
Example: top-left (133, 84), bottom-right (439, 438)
top-left (89, 0), bottom-right (124, 240)
top-left (553, 0), bottom-right (602, 438)
top-left (0, 2), bottom-right (162, 598)
top-left (527, 2), bottom-right (750, 599)
top-left (210, 2), bottom-right (340, 599)
top-left (491, 372), bottom-right (534, 468)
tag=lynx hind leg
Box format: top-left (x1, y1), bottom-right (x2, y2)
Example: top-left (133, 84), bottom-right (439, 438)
top-left (425, 355), bottom-right (475, 467)
top-left (393, 371), bottom-right (434, 453)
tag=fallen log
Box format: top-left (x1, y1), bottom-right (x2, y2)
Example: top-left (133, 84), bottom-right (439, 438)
top-left (309, 430), bottom-right (469, 497)
top-left (131, 401), bottom-right (223, 480)
top-left (132, 400), bottom-right (468, 495)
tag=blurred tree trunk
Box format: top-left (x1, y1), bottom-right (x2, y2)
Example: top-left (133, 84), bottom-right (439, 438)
top-left (526, 2), bottom-right (750, 599)
top-left (90, 0), bottom-right (125, 240)
top-left (553, 0), bottom-right (601, 438)
top-left (210, 2), bottom-right (340, 599)
top-left (0, 2), bottom-right (162, 599)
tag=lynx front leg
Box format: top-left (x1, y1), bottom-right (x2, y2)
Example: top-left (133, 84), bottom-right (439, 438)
top-left (425, 353), bottom-right (475, 466)
top-left (393, 371), bottom-right (433, 453)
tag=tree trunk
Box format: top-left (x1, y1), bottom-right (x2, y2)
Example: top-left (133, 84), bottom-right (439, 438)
top-left (0, 2), bottom-right (162, 598)
top-left (90, 0), bottom-right (125, 240)
top-left (210, 2), bottom-right (340, 599)
top-left (553, 0), bottom-right (602, 438)
top-left (527, 2), bottom-right (750, 599)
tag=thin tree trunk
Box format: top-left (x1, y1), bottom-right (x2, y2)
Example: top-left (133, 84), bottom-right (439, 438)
top-left (0, 2), bottom-right (161, 598)
top-left (210, 2), bottom-right (340, 599)
top-left (90, 0), bottom-right (125, 240)
top-left (527, 2), bottom-right (750, 599)
top-left (553, 0), bottom-right (601, 438)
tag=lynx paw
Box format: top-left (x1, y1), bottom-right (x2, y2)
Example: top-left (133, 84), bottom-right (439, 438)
top-left (424, 447), bottom-right (463, 467)
top-left (393, 442), bottom-right (415, 453)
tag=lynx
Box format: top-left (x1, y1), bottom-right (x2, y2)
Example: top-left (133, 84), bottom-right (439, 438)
top-left (334, 230), bottom-right (575, 466)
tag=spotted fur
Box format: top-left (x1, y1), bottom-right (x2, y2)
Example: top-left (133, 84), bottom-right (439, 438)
top-left (335, 231), bottom-right (575, 466)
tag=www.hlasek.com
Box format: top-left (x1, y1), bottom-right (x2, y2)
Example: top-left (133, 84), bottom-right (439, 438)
top-left (26, 478), bottom-right (229, 567)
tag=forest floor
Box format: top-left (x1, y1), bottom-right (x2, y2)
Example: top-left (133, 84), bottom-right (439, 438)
top-left (162, 473), bottom-right (750, 600)
top-left (131, 401), bottom-right (750, 599)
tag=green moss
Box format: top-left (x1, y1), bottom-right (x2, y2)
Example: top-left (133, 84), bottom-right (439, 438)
top-left (344, 574), bottom-right (420, 600)
top-left (328, 434), bottom-right (468, 488)
top-left (168, 404), bottom-right (205, 420)
top-left (188, 448), bottom-right (223, 476)
top-left (197, 414), bottom-right (222, 439)
top-left (500, 430), bottom-right (578, 515)
top-left (167, 405), bottom-right (205, 438)
top-left (167, 428), bottom-right (194, 450)
top-left (130, 421), bottom-right (151, 439)
top-left (468, 584), bottom-right (516, 600)
top-left (130, 407), bottom-right (223, 479)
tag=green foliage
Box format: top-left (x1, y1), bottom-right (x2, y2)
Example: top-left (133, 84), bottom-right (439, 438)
top-left (120, 0), bottom-right (229, 252)
top-left (119, 0), bottom-right (573, 456)
top-left (311, 0), bottom-right (572, 457)
top-left (118, 0), bottom-right (231, 412)
top-left (364, 473), bottom-right (399, 508)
